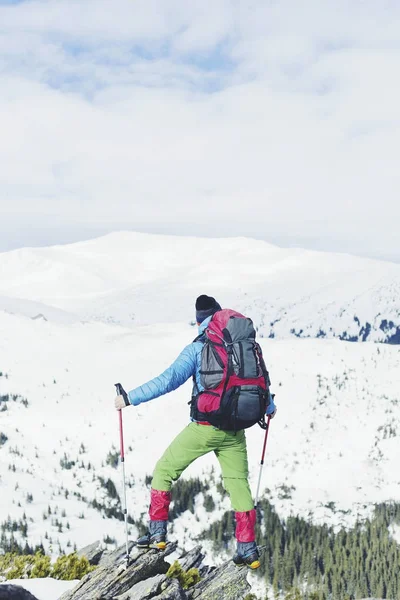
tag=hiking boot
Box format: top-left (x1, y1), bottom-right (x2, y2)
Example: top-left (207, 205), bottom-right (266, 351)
top-left (136, 520), bottom-right (167, 551)
top-left (136, 532), bottom-right (166, 550)
top-left (232, 541), bottom-right (261, 570)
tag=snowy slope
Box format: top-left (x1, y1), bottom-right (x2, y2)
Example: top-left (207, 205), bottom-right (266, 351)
top-left (0, 231), bottom-right (399, 342)
top-left (0, 308), bottom-right (399, 561)
top-left (0, 231), bottom-right (399, 590)
top-left (0, 295), bottom-right (80, 325)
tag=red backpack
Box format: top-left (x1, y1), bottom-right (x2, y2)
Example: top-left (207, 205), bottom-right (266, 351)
top-left (191, 309), bottom-right (271, 431)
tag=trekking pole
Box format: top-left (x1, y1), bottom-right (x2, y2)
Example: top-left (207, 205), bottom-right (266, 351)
top-left (254, 415), bottom-right (271, 508)
top-left (115, 383), bottom-right (130, 568)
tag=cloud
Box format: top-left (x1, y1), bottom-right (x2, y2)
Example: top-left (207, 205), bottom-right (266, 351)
top-left (0, 0), bottom-right (399, 260)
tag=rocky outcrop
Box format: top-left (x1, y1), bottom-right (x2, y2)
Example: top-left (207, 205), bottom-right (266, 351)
top-left (77, 540), bottom-right (105, 566)
top-left (60, 543), bottom-right (253, 600)
top-left (0, 585), bottom-right (39, 600)
top-left (186, 559), bottom-right (251, 600)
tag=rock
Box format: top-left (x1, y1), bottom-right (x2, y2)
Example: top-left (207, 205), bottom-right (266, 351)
top-left (197, 566), bottom-right (215, 579)
top-left (59, 541), bottom-right (254, 600)
top-left (98, 542), bottom-right (137, 568)
top-left (0, 585), bottom-right (39, 600)
top-left (77, 540), bottom-right (105, 565)
top-left (114, 573), bottom-right (167, 599)
top-left (176, 547), bottom-right (204, 571)
top-left (175, 546), bottom-right (214, 583)
top-left (114, 573), bottom-right (187, 599)
top-left (155, 579), bottom-right (187, 599)
top-left (59, 545), bottom-right (176, 600)
top-left (186, 560), bottom-right (251, 600)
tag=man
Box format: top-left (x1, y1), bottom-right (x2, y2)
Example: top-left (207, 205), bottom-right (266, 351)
top-left (115, 295), bottom-right (277, 569)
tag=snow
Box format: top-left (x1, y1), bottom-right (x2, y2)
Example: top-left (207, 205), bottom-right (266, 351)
top-left (1, 312), bottom-right (399, 554)
top-left (0, 578), bottom-right (77, 600)
top-left (0, 295), bottom-right (80, 325)
top-left (0, 231), bottom-right (398, 341)
top-left (389, 523), bottom-right (400, 545)
top-left (0, 232), bottom-right (399, 598)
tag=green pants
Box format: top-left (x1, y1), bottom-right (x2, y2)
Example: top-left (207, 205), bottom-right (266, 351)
top-left (152, 422), bottom-right (254, 512)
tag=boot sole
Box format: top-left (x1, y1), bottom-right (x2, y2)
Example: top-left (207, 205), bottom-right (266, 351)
top-left (137, 541), bottom-right (166, 551)
top-left (234, 559), bottom-right (261, 570)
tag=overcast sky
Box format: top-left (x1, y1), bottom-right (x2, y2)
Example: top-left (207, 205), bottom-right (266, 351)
top-left (0, 0), bottom-right (399, 261)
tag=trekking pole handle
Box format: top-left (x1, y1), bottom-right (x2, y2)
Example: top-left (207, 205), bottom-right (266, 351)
top-left (115, 382), bottom-right (130, 407)
top-left (115, 382), bottom-right (125, 396)
top-left (115, 383), bottom-right (126, 460)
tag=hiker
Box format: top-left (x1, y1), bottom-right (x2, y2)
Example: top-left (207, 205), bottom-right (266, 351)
top-left (114, 295), bottom-right (277, 568)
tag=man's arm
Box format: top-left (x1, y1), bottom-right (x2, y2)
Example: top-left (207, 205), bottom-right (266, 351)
top-left (128, 343), bottom-right (197, 406)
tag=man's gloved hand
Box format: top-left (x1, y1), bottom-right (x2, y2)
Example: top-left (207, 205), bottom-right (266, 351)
top-left (266, 391), bottom-right (277, 419)
top-left (268, 406), bottom-right (278, 419)
top-left (114, 389), bottom-right (130, 410)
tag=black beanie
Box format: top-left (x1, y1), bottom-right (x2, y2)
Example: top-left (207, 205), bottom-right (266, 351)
top-left (195, 295), bottom-right (222, 324)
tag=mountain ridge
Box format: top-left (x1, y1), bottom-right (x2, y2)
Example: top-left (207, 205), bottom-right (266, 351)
top-left (0, 231), bottom-right (399, 343)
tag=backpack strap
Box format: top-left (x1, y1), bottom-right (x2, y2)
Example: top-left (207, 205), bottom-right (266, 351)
top-left (192, 325), bottom-right (208, 343)
top-left (256, 343), bottom-right (271, 387)
top-left (190, 333), bottom-right (205, 420)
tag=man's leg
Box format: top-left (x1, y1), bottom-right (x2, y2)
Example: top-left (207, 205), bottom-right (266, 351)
top-left (139, 423), bottom-right (221, 548)
top-left (214, 430), bottom-right (260, 569)
top-left (214, 429), bottom-right (254, 512)
top-left (151, 423), bottom-right (217, 491)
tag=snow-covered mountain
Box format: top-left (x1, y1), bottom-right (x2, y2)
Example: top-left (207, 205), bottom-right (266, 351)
top-left (0, 231), bottom-right (399, 343)
top-left (0, 232), bottom-right (399, 569)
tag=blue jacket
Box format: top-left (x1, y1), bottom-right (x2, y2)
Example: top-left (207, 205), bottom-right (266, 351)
top-left (128, 316), bottom-right (276, 415)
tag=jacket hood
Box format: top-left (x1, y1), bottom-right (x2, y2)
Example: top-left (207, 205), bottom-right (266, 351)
top-left (198, 315), bottom-right (212, 335)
